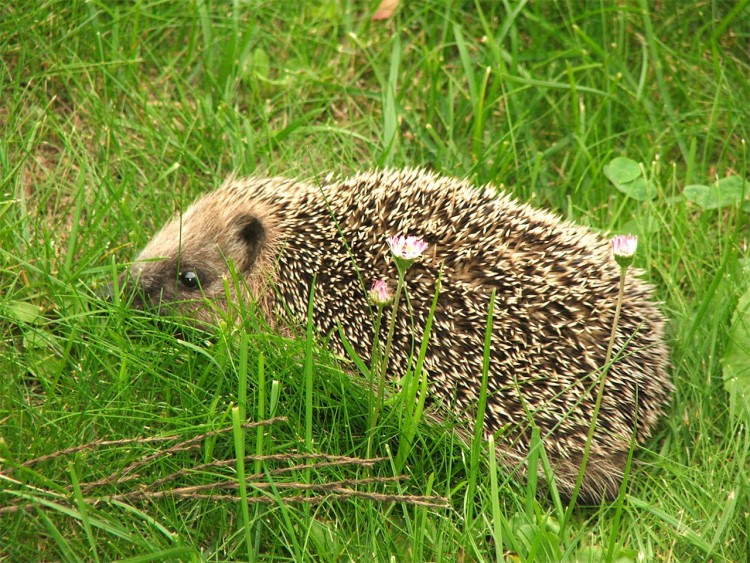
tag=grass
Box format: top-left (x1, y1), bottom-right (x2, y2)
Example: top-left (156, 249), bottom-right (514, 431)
top-left (2, 0), bottom-right (749, 560)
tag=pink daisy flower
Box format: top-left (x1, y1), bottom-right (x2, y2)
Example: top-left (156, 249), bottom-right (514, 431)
top-left (386, 235), bottom-right (428, 261)
top-left (611, 234), bottom-right (637, 268)
top-left (368, 279), bottom-right (393, 306)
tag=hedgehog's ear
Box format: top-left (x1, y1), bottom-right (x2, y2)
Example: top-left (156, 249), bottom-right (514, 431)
top-left (232, 215), bottom-right (265, 269)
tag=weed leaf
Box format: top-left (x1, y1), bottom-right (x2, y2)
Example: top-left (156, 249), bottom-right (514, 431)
top-left (3, 301), bottom-right (43, 325)
top-left (604, 157), bottom-right (657, 201)
top-left (684, 176), bottom-right (748, 210)
top-left (721, 284), bottom-right (750, 423)
top-left (604, 157), bottom-right (641, 184)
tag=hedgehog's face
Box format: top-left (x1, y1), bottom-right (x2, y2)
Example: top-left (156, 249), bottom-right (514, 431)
top-left (125, 194), bottom-right (267, 320)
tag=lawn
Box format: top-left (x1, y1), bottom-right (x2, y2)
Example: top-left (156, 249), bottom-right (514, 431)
top-left (1, 0), bottom-right (749, 560)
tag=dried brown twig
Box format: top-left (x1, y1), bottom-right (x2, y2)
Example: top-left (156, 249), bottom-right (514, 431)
top-left (0, 417), bottom-right (449, 515)
top-left (79, 417), bottom-right (288, 491)
top-left (15, 417), bottom-right (286, 469)
top-left (145, 453), bottom-right (387, 490)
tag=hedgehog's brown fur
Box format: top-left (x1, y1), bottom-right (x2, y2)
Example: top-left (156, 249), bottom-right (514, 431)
top-left (128, 168), bottom-right (672, 502)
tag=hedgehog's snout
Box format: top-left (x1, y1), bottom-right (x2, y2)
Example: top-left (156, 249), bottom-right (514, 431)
top-left (110, 269), bottom-right (147, 309)
top-left (125, 282), bottom-right (148, 310)
top-left (98, 271), bottom-right (147, 308)
top-left (98, 282), bottom-right (116, 303)
top-left (117, 260), bottom-right (216, 314)
top-left (115, 260), bottom-right (178, 310)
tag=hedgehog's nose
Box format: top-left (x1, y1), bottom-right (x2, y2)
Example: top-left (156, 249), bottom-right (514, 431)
top-left (99, 273), bottom-right (145, 309)
top-left (128, 291), bottom-right (145, 309)
top-left (99, 283), bottom-right (115, 302)
top-left (120, 278), bottom-right (147, 309)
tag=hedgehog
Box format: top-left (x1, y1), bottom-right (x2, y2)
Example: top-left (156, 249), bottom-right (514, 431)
top-left (126, 168), bottom-right (672, 502)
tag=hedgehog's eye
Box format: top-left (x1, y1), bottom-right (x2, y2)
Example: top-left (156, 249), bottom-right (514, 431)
top-left (178, 270), bottom-right (200, 290)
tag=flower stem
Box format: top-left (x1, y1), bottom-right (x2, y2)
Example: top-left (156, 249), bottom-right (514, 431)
top-left (564, 265), bottom-right (627, 518)
top-left (372, 269), bottom-right (404, 429)
top-left (366, 307), bottom-right (384, 456)
top-left (602, 267), bottom-right (627, 368)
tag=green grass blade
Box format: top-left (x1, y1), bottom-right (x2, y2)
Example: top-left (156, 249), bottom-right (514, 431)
top-left (68, 463), bottom-right (100, 563)
top-left (232, 406), bottom-right (253, 563)
top-left (465, 289), bottom-right (495, 527)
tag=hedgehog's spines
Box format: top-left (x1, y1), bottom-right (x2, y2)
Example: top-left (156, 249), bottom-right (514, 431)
top-left (129, 168), bottom-right (672, 503)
